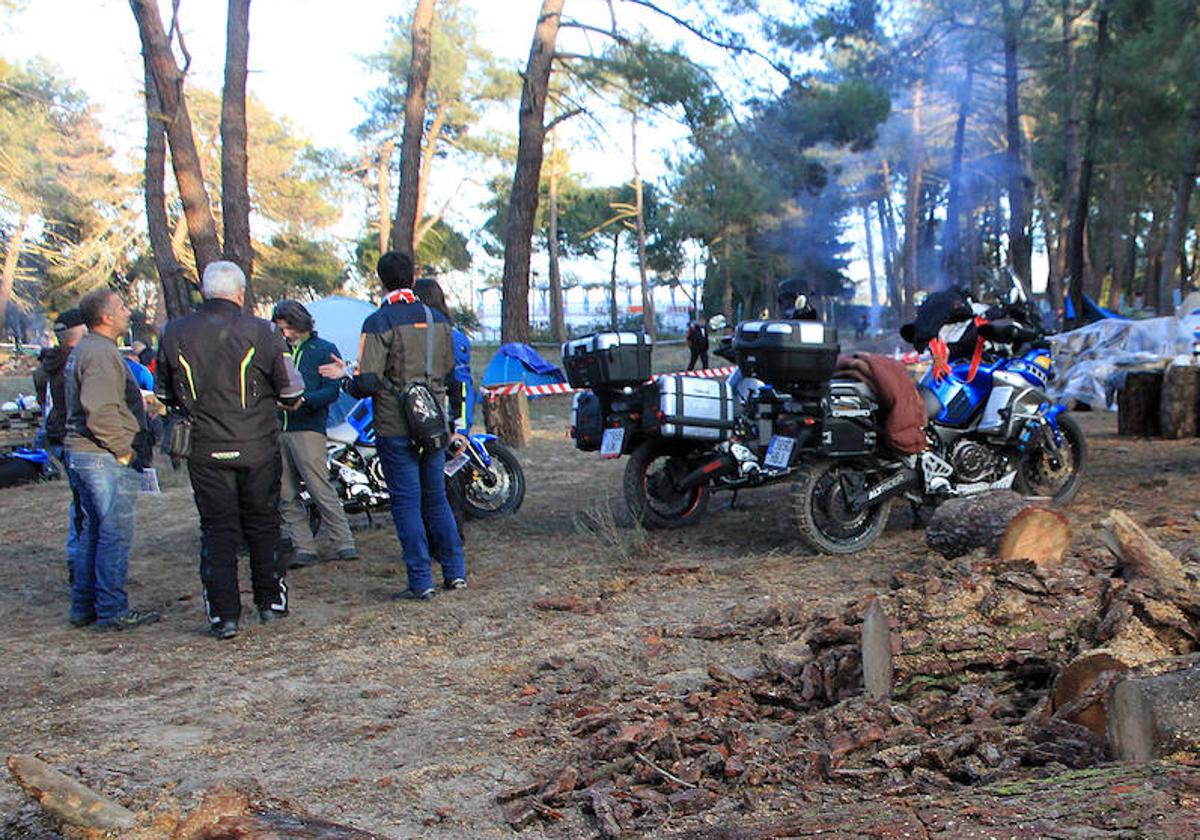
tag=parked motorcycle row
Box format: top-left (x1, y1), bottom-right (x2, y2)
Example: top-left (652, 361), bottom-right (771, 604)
top-left (565, 278), bottom-right (1087, 555)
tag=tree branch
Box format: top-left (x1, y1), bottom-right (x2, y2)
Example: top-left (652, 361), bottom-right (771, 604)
top-left (545, 107), bottom-right (585, 132)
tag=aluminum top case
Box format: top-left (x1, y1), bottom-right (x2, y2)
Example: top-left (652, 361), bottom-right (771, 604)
top-left (562, 331), bottom-right (653, 389)
top-left (733, 320), bottom-right (839, 390)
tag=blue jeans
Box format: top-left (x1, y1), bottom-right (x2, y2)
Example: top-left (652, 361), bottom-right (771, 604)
top-left (376, 436), bottom-right (465, 593)
top-left (47, 444), bottom-right (84, 578)
top-left (68, 451), bottom-right (140, 623)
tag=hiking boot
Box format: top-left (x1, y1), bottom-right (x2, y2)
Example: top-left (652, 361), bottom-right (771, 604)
top-left (392, 587), bottom-right (436, 602)
top-left (209, 620), bottom-right (239, 640)
top-left (335, 548), bottom-right (359, 562)
top-left (95, 609), bottom-right (161, 632)
top-left (288, 552), bottom-right (319, 569)
top-left (258, 608), bottom-right (289, 624)
top-left (68, 612), bottom-right (96, 628)
top-left (444, 578), bottom-right (467, 591)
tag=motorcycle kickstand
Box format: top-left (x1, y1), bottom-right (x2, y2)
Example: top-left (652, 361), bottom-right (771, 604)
top-left (728, 489), bottom-right (740, 510)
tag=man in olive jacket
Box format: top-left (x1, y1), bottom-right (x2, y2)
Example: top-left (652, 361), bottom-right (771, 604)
top-left (156, 262), bottom-right (304, 639)
top-left (321, 251), bottom-right (466, 601)
top-left (64, 289), bottom-right (159, 631)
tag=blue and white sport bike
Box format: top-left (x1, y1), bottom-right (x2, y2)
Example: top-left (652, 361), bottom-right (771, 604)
top-left (320, 397), bottom-right (525, 521)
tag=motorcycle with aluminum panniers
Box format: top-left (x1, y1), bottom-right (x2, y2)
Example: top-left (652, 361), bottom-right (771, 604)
top-left (564, 314), bottom-right (1085, 555)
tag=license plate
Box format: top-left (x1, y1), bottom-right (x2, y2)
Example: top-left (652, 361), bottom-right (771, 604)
top-left (764, 435), bottom-right (795, 469)
top-left (444, 451), bottom-right (469, 476)
top-left (600, 427), bottom-right (626, 459)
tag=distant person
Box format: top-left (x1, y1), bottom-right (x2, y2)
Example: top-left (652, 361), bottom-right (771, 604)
top-left (156, 262), bottom-right (304, 640)
top-left (319, 252), bottom-right (467, 600)
top-left (35, 309), bottom-right (88, 580)
top-left (64, 289), bottom-right (159, 631)
top-left (856, 315), bottom-right (868, 341)
top-left (271, 299), bottom-right (358, 567)
top-left (685, 316), bottom-right (709, 371)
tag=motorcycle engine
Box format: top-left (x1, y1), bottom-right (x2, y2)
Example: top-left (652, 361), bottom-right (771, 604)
top-left (949, 438), bottom-right (1004, 483)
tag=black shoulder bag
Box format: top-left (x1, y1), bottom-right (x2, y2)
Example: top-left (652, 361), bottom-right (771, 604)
top-left (399, 305), bottom-right (450, 452)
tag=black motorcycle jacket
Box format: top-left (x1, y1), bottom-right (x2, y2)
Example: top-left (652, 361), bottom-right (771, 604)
top-left (156, 298), bottom-right (304, 465)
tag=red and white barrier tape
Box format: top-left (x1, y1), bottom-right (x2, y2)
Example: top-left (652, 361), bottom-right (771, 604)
top-left (480, 365), bottom-right (737, 399)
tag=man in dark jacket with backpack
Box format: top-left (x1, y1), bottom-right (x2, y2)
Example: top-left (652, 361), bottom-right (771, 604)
top-left (156, 261), bottom-right (305, 639)
top-left (319, 251), bottom-right (466, 601)
top-left (271, 300), bottom-right (357, 567)
top-left (685, 316), bottom-right (709, 371)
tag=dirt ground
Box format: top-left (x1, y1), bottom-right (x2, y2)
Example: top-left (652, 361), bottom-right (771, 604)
top-left (2, 402), bottom-right (1200, 838)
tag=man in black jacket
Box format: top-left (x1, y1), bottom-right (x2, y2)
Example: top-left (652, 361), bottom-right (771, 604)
top-left (156, 261), bottom-right (304, 639)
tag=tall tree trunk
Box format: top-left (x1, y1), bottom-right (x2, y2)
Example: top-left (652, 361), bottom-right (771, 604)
top-left (377, 139), bottom-right (393, 253)
top-left (609, 230), bottom-right (621, 329)
top-left (1002, 0), bottom-right (1033, 293)
top-left (0, 210), bottom-right (29, 336)
top-left (877, 183), bottom-right (901, 321)
top-left (1065, 2), bottom-right (1107, 326)
top-left (501, 0), bottom-right (564, 343)
top-left (942, 60), bottom-right (974, 288)
top-left (721, 235), bottom-right (734, 322)
top-left (413, 100), bottom-right (450, 252)
top-left (392, 0), bottom-right (437, 256)
top-left (222, 0), bottom-right (253, 309)
top-left (903, 79), bottom-right (926, 319)
top-left (142, 54), bottom-right (191, 320)
top-left (631, 109), bottom-right (655, 337)
top-left (130, 0), bottom-right (222, 278)
top-left (1157, 107), bottom-right (1200, 314)
top-left (547, 127), bottom-right (566, 343)
top-left (863, 203), bottom-right (879, 324)
top-left (1145, 204), bottom-right (1166, 313)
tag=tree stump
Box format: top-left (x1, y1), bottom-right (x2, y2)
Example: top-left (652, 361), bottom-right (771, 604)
top-left (483, 389), bottom-right (531, 448)
top-left (1160, 363), bottom-right (1200, 439)
top-left (925, 490), bottom-right (1071, 565)
top-left (1118, 370), bottom-right (1164, 438)
top-left (1108, 665), bottom-right (1200, 761)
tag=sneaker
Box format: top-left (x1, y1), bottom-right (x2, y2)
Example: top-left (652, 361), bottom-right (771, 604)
top-left (288, 552), bottom-right (319, 569)
top-left (444, 578), bottom-right (467, 591)
top-left (95, 609), bottom-right (161, 632)
top-left (392, 587), bottom-right (436, 601)
top-left (209, 619), bottom-right (239, 640)
top-left (335, 548), bottom-right (359, 562)
top-left (258, 608), bottom-right (289, 624)
top-left (68, 613), bottom-right (96, 628)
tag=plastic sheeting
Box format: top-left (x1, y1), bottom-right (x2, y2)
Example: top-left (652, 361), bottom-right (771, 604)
top-left (1048, 315), bottom-right (1200, 409)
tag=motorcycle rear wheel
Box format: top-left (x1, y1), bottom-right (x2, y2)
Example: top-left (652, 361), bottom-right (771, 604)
top-left (1013, 412), bottom-right (1086, 506)
top-left (623, 440), bottom-right (710, 529)
top-left (791, 459), bottom-right (891, 555)
top-left (463, 439), bottom-right (526, 519)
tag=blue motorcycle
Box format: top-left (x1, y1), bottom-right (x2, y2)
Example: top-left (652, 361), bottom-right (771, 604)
top-left (322, 396), bottom-right (525, 521)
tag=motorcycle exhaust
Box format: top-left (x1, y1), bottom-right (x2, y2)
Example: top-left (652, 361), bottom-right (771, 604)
top-left (675, 454), bottom-right (739, 491)
top-left (849, 466), bottom-right (921, 513)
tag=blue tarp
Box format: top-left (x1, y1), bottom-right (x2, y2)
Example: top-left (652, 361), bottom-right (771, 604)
top-left (1064, 294), bottom-right (1128, 324)
top-left (481, 343), bottom-right (565, 397)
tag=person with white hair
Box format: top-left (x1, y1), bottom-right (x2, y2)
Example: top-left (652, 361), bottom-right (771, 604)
top-left (155, 261), bottom-right (305, 640)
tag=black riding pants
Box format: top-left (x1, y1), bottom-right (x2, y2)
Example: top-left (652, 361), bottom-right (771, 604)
top-left (188, 454), bottom-right (286, 624)
top-left (687, 347), bottom-right (709, 371)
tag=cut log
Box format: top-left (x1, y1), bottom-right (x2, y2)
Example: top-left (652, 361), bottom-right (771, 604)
top-left (1108, 664), bottom-right (1200, 761)
top-left (861, 599), bottom-right (893, 700)
top-left (1117, 370), bottom-right (1164, 438)
top-left (925, 490), bottom-right (1032, 560)
top-left (1098, 510), bottom-right (1192, 598)
top-left (483, 390), bottom-right (531, 448)
top-left (1051, 649), bottom-right (1133, 735)
top-left (1160, 363), bottom-right (1200, 439)
top-left (998, 507), bottom-right (1073, 568)
top-left (5, 754), bottom-right (136, 831)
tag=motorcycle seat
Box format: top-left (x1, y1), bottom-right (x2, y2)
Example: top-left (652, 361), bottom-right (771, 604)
top-left (829, 379), bottom-right (876, 402)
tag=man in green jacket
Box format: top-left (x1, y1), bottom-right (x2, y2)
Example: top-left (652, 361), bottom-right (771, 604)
top-left (271, 300), bottom-right (357, 566)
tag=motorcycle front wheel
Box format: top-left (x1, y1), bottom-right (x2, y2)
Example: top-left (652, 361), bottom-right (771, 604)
top-left (1013, 413), bottom-right (1087, 506)
top-left (623, 440), bottom-right (710, 529)
top-left (791, 459), bottom-right (891, 555)
top-left (462, 439), bottom-right (526, 519)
